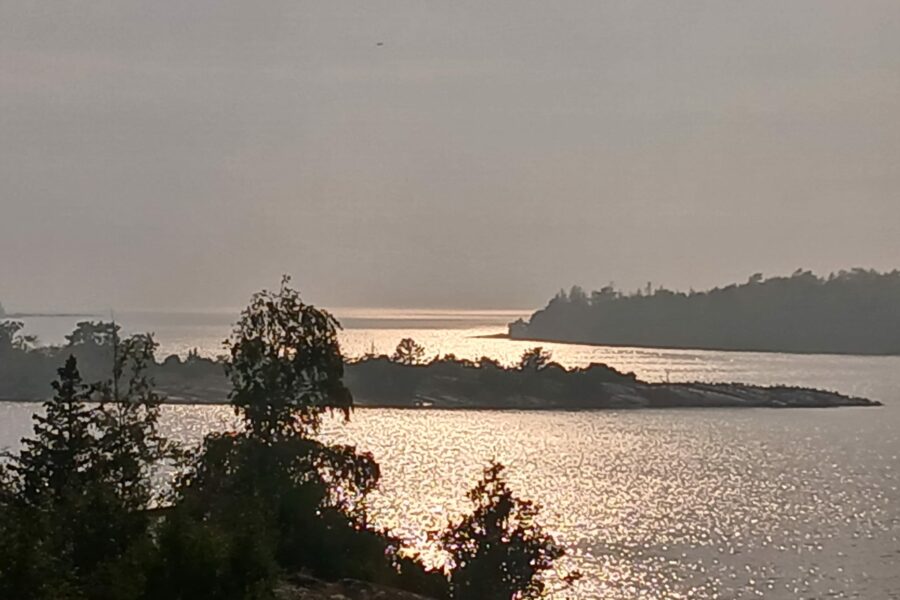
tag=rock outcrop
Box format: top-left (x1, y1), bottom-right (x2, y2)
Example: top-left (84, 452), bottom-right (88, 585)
top-left (274, 575), bottom-right (436, 600)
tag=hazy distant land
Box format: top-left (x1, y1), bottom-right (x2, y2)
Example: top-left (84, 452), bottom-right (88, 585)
top-left (0, 302), bottom-right (95, 320)
top-left (509, 269), bottom-right (900, 356)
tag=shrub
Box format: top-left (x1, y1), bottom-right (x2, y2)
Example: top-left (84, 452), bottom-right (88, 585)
top-left (441, 462), bottom-right (568, 599)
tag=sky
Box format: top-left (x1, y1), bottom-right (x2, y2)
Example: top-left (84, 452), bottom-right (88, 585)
top-left (1, 1), bottom-right (898, 312)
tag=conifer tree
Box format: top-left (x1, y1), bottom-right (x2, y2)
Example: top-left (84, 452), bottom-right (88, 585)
top-left (13, 355), bottom-right (94, 507)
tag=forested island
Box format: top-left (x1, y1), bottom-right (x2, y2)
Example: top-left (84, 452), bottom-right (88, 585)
top-left (509, 269), bottom-right (900, 355)
top-left (1, 321), bottom-right (879, 409)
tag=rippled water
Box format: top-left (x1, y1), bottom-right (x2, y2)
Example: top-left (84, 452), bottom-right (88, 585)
top-left (3, 311), bottom-right (899, 598)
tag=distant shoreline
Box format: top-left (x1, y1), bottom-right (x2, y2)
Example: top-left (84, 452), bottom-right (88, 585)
top-left (493, 333), bottom-right (900, 358)
top-left (0, 397), bottom-right (881, 410)
top-left (4, 313), bottom-right (98, 319)
top-left (508, 270), bottom-right (900, 357)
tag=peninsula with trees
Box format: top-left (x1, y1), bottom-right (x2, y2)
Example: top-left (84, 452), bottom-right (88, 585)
top-left (508, 269), bottom-right (900, 356)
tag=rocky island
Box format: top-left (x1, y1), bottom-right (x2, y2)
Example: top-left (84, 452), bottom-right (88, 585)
top-left (155, 352), bottom-right (879, 409)
top-left (0, 321), bottom-right (881, 409)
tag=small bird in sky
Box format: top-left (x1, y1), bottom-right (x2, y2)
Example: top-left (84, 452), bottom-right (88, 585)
top-left (376, 42), bottom-right (384, 47)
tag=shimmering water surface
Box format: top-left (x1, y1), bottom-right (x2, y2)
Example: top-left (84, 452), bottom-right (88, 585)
top-left (2, 311), bottom-right (899, 599)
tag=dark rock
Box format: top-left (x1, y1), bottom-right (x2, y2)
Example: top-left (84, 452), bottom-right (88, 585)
top-left (273, 575), bottom-right (436, 600)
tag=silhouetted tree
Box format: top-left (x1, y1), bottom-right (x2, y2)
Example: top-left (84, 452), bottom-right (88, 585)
top-left (0, 321), bottom-right (36, 355)
top-left (0, 356), bottom-right (97, 599)
top-left (0, 341), bottom-right (172, 600)
top-left (65, 321), bottom-right (120, 349)
top-left (568, 285), bottom-right (588, 305)
top-left (12, 356), bottom-right (94, 506)
top-left (0, 321), bottom-right (56, 399)
top-left (518, 347), bottom-right (552, 371)
top-left (392, 337), bottom-right (426, 366)
top-left (56, 321), bottom-right (123, 387)
top-left (94, 333), bottom-right (174, 513)
top-left (225, 275), bottom-right (351, 441)
top-left (161, 277), bottom-right (446, 598)
top-left (441, 462), bottom-right (569, 599)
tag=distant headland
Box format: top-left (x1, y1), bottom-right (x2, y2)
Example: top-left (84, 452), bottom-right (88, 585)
top-left (0, 302), bottom-right (95, 320)
top-left (509, 269), bottom-right (900, 356)
top-left (2, 312), bottom-right (97, 318)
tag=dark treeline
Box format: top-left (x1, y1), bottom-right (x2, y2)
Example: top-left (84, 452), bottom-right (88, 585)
top-left (346, 342), bottom-right (876, 409)
top-left (346, 344), bottom-right (641, 409)
top-left (509, 269), bottom-right (900, 355)
top-left (0, 320), bottom-right (230, 402)
top-left (1, 321), bottom-right (608, 404)
top-left (0, 279), bottom-right (576, 600)
top-left (1, 325), bottom-right (877, 409)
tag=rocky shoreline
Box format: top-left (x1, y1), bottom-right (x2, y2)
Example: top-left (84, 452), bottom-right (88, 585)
top-left (274, 575), bottom-right (436, 600)
top-left (84, 357), bottom-right (889, 409)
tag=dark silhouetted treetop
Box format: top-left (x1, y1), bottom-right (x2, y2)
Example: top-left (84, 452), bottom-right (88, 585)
top-left (225, 275), bottom-right (352, 441)
top-left (439, 461), bottom-right (576, 599)
top-left (11, 355), bottom-right (94, 507)
top-left (392, 338), bottom-right (426, 365)
top-left (65, 321), bottom-right (119, 349)
top-left (94, 332), bottom-right (176, 512)
top-left (0, 321), bottom-right (36, 355)
top-left (510, 268), bottom-right (900, 355)
top-left (517, 347), bottom-right (552, 371)
top-left (164, 277), bottom-right (449, 599)
top-left (0, 339), bottom-right (176, 600)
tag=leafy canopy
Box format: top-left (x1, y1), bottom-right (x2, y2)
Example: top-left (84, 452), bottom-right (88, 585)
top-left (392, 337), bottom-right (426, 366)
top-left (440, 462), bottom-right (572, 599)
top-left (225, 276), bottom-right (351, 441)
top-left (517, 347), bottom-right (552, 371)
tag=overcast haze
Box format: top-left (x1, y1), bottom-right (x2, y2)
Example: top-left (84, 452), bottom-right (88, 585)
top-left (1, 1), bottom-right (898, 312)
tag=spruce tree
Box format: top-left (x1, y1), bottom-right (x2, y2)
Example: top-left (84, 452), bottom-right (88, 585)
top-left (14, 355), bottom-right (94, 506)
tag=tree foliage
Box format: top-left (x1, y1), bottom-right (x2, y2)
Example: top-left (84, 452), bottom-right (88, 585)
top-left (0, 279), bottom-right (571, 600)
top-left (225, 275), bottom-right (351, 441)
top-left (0, 333), bottom-right (174, 600)
top-left (94, 333), bottom-right (174, 512)
top-left (517, 347), bottom-right (552, 371)
top-left (392, 337), bottom-right (426, 366)
top-left (510, 269), bottom-right (900, 355)
top-left (12, 356), bottom-right (94, 507)
top-left (163, 277), bottom-right (448, 598)
top-left (441, 462), bottom-right (569, 599)
top-left (0, 320), bottom-right (37, 355)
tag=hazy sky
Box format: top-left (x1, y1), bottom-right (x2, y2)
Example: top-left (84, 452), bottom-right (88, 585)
top-left (1, 1), bottom-right (898, 311)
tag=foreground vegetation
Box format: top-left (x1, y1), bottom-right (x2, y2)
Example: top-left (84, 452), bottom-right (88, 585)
top-left (0, 279), bottom-right (575, 600)
top-left (509, 269), bottom-right (900, 355)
